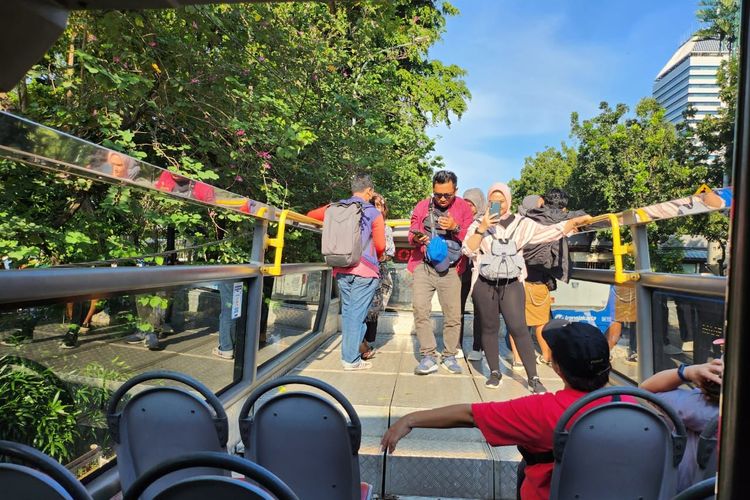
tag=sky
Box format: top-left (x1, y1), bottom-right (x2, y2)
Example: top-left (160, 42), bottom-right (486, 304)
top-left (428, 0), bottom-right (704, 192)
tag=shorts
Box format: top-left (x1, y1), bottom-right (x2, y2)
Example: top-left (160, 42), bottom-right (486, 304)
top-left (525, 281), bottom-right (551, 327)
top-left (613, 286), bottom-right (637, 323)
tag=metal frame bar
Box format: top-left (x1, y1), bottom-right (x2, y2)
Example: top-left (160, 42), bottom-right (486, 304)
top-left (718, 0), bottom-right (750, 495)
top-left (0, 264), bottom-right (260, 309)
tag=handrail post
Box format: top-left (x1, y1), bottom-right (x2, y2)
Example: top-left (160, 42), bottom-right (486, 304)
top-left (243, 216), bottom-right (270, 384)
top-left (631, 222), bottom-right (653, 382)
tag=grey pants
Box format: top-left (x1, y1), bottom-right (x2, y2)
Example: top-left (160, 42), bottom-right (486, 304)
top-left (412, 263), bottom-right (462, 357)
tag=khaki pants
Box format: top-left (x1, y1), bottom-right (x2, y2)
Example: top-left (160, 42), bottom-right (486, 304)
top-left (412, 263), bottom-right (462, 357)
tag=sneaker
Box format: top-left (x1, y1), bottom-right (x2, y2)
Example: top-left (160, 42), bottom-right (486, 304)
top-left (441, 355), bottom-right (463, 374)
top-left (625, 352), bottom-right (639, 365)
top-left (512, 361), bottom-right (525, 372)
top-left (414, 356), bottom-right (439, 375)
top-left (1, 329), bottom-right (32, 346)
top-left (60, 331), bottom-right (78, 349)
top-left (342, 359), bottom-right (372, 371)
top-left (467, 350), bottom-right (483, 361)
top-left (212, 347), bottom-right (234, 360)
top-left (144, 332), bottom-right (160, 351)
top-left (125, 332), bottom-right (147, 344)
top-left (528, 376), bottom-right (547, 394)
top-left (455, 348), bottom-right (465, 359)
top-left (536, 354), bottom-right (551, 366)
top-left (485, 371), bottom-right (502, 389)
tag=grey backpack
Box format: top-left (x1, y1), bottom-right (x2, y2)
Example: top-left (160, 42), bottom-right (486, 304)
top-left (478, 218), bottom-right (525, 281)
top-left (321, 201), bottom-right (364, 267)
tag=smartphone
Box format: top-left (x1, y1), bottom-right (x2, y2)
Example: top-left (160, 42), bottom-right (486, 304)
top-left (489, 201), bottom-right (502, 217)
top-left (410, 229), bottom-right (427, 239)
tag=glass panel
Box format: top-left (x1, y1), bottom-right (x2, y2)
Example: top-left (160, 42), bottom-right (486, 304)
top-left (257, 271), bottom-right (324, 367)
top-left (652, 291), bottom-right (724, 373)
top-left (387, 263), bottom-right (413, 310)
top-left (552, 280), bottom-right (639, 382)
top-left (0, 278), bottom-right (249, 477)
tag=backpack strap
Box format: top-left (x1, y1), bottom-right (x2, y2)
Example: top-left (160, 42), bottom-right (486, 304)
top-left (428, 199), bottom-right (437, 238)
top-left (494, 214), bottom-right (520, 241)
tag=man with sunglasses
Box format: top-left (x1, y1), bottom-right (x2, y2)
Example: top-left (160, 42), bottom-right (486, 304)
top-left (408, 170), bottom-right (474, 375)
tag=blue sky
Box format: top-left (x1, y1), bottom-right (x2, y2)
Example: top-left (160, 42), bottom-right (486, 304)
top-left (428, 0), bottom-right (703, 192)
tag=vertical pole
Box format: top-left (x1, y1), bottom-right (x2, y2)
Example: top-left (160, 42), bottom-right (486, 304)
top-left (240, 218), bottom-right (268, 383)
top-left (631, 224), bottom-right (653, 382)
top-left (718, 0), bottom-right (750, 497)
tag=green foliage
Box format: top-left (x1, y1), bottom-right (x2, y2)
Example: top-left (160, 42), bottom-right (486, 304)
top-left (0, 357), bottom-right (79, 461)
top-left (1, 1), bottom-right (469, 265)
top-left (509, 143), bottom-right (577, 209)
top-left (0, 356), bottom-right (128, 462)
top-left (696, 0), bottom-right (740, 51)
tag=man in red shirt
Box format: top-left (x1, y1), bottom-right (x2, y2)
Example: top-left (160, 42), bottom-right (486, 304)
top-left (408, 170), bottom-right (474, 375)
top-left (381, 320), bottom-right (611, 500)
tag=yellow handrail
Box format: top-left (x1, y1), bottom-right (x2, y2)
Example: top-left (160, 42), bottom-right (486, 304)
top-left (578, 213), bottom-right (639, 284)
top-left (262, 209), bottom-right (289, 276)
top-left (386, 219), bottom-right (410, 228)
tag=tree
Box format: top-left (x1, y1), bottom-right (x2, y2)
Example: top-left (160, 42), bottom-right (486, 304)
top-left (567, 99), bottom-right (693, 215)
top-left (0, 1), bottom-right (470, 266)
top-left (508, 143), bottom-right (576, 209)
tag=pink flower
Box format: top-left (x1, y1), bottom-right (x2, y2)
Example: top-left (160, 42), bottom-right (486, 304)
top-left (258, 56), bottom-right (265, 62)
top-left (190, 78), bottom-right (200, 84)
top-left (262, 162), bottom-right (271, 170)
top-left (149, 41), bottom-right (158, 47)
top-left (235, 175), bottom-right (244, 182)
top-left (236, 129), bottom-right (246, 136)
top-left (242, 69), bottom-right (250, 76)
top-left (113, 56), bottom-right (121, 63)
top-left (256, 151), bottom-right (271, 159)
top-left (311, 74), bottom-right (318, 81)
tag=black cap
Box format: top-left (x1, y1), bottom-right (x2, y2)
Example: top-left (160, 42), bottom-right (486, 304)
top-left (542, 319), bottom-right (611, 378)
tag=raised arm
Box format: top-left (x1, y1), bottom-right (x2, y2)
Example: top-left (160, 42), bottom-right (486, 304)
top-left (640, 358), bottom-right (723, 393)
top-left (381, 404), bottom-right (475, 453)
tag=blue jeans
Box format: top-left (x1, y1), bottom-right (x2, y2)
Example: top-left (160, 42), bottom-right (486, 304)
top-left (337, 274), bottom-right (379, 363)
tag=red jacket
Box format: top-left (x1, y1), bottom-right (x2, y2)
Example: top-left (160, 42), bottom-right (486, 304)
top-left (407, 196), bottom-right (474, 274)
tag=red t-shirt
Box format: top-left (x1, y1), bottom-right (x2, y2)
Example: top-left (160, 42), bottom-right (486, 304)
top-left (472, 388), bottom-right (590, 500)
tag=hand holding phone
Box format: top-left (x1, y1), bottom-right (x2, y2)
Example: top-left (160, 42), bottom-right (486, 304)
top-left (410, 229), bottom-right (429, 244)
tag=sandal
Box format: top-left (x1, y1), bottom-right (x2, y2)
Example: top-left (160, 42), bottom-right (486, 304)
top-left (361, 348), bottom-right (378, 360)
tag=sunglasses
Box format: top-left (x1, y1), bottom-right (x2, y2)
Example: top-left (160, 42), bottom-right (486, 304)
top-left (432, 192), bottom-right (454, 199)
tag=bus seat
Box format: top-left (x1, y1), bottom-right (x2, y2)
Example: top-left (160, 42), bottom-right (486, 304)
top-left (122, 451), bottom-right (298, 500)
top-left (239, 375), bottom-right (366, 500)
top-left (0, 439), bottom-right (93, 500)
top-left (673, 476), bottom-right (716, 500)
top-left (550, 386), bottom-right (688, 500)
top-left (106, 371), bottom-right (229, 499)
top-left (697, 414), bottom-right (719, 478)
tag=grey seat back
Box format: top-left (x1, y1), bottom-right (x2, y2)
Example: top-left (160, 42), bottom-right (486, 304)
top-left (106, 371), bottom-right (229, 499)
top-left (0, 440), bottom-right (93, 500)
top-left (122, 451), bottom-right (299, 500)
top-left (239, 376), bottom-right (361, 500)
top-left (550, 386), bottom-right (687, 500)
